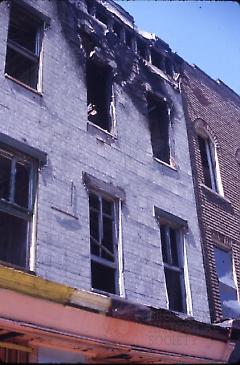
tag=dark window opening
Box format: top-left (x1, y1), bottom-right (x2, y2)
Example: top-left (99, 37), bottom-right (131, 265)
top-left (85, 0), bottom-right (94, 15)
top-left (165, 58), bottom-right (173, 77)
top-left (89, 192), bottom-right (118, 294)
top-left (5, 3), bottom-right (43, 90)
top-left (95, 5), bottom-right (108, 26)
top-left (214, 248), bottom-right (238, 319)
top-left (147, 95), bottom-right (170, 164)
top-left (137, 39), bottom-right (146, 59)
top-left (86, 60), bottom-right (113, 132)
top-left (113, 21), bottom-right (122, 40)
top-left (160, 224), bottom-right (186, 313)
top-left (125, 30), bottom-right (133, 49)
top-left (198, 135), bottom-right (217, 191)
top-left (151, 49), bottom-right (164, 70)
top-left (0, 149), bottom-right (36, 269)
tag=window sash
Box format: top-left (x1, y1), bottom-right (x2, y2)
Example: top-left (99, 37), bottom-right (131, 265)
top-left (160, 224), bottom-right (187, 312)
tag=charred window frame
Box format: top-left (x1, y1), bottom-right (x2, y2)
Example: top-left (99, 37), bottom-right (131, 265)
top-left (86, 59), bottom-right (114, 133)
top-left (147, 94), bottom-right (171, 165)
top-left (160, 224), bottom-right (187, 313)
top-left (0, 148), bottom-right (38, 270)
top-left (150, 48), bottom-right (165, 71)
top-left (198, 135), bottom-right (220, 193)
top-left (5, 2), bottom-right (45, 92)
top-left (214, 247), bottom-right (238, 319)
top-left (95, 3), bottom-right (108, 26)
top-left (136, 38), bottom-right (147, 60)
top-left (89, 191), bottom-right (119, 295)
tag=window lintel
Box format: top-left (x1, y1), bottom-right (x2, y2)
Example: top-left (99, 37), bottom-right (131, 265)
top-left (154, 206), bottom-right (188, 230)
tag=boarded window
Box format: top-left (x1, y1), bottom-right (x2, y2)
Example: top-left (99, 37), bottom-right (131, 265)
top-left (86, 60), bottom-right (113, 132)
top-left (0, 149), bottom-right (36, 269)
top-left (160, 224), bottom-right (186, 313)
top-left (214, 247), bottom-right (238, 318)
top-left (147, 95), bottom-right (170, 164)
top-left (89, 192), bottom-right (119, 294)
top-left (5, 3), bottom-right (43, 90)
top-left (198, 135), bottom-right (218, 191)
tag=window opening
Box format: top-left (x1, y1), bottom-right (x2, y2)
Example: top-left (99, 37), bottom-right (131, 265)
top-left (198, 135), bottom-right (218, 191)
top-left (151, 49), bottom-right (164, 70)
top-left (113, 21), bottom-right (122, 40)
top-left (89, 192), bottom-right (119, 294)
top-left (160, 224), bottom-right (186, 313)
top-left (147, 95), bottom-right (170, 164)
top-left (125, 30), bottom-right (133, 49)
top-left (165, 58), bottom-right (173, 77)
top-left (86, 60), bottom-right (113, 132)
top-left (137, 38), bottom-right (146, 59)
top-left (214, 247), bottom-right (238, 318)
top-left (95, 4), bottom-right (108, 26)
top-left (5, 3), bottom-right (43, 90)
top-left (0, 348), bottom-right (29, 363)
top-left (0, 149), bottom-right (36, 269)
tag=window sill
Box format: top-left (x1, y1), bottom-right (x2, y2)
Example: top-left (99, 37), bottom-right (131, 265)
top-left (5, 73), bottom-right (43, 97)
top-left (153, 157), bottom-right (179, 178)
top-left (200, 184), bottom-right (233, 212)
top-left (0, 260), bottom-right (35, 275)
top-left (87, 121), bottom-right (117, 145)
top-left (91, 288), bottom-right (124, 299)
top-left (153, 157), bottom-right (177, 171)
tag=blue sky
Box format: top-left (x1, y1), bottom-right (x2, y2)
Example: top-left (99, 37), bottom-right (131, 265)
top-left (117, 0), bottom-right (240, 95)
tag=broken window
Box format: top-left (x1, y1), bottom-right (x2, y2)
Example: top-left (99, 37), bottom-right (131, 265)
top-left (160, 224), bottom-right (187, 313)
top-left (198, 135), bottom-right (219, 192)
top-left (95, 4), bottom-right (108, 26)
top-left (165, 58), bottom-right (173, 77)
top-left (86, 60), bottom-right (113, 132)
top-left (0, 148), bottom-right (37, 269)
top-left (214, 247), bottom-right (238, 319)
top-left (147, 95), bottom-right (170, 164)
top-left (137, 38), bottom-right (147, 59)
top-left (151, 49), bottom-right (164, 70)
top-left (125, 30), bottom-right (133, 49)
top-left (5, 3), bottom-right (43, 91)
top-left (89, 191), bottom-right (119, 294)
top-left (113, 21), bottom-right (122, 40)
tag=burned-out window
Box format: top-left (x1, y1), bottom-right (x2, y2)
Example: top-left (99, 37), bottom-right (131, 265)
top-left (89, 191), bottom-right (119, 294)
top-left (5, 3), bottom-right (44, 91)
top-left (137, 38), bottom-right (146, 59)
top-left (0, 148), bottom-right (37, 269)
top-left (86, 60), bottom-right (113, 132)
top-left (151, 49), bottom-right (164, 70)
top-left (95, 4), bottom-right (108, 26)
top-left (113, 21), bottom-right (122, 40)
top-left (160, 224), bottom-right (187, 313)
top-left (214, 247), bottom-right (238, 319)
top-left (147, 95), bottom-right (170, 164)
top-left (125, 30), bottom-right (133, 49)
top-left (198, 135), bottom-right (219, 192)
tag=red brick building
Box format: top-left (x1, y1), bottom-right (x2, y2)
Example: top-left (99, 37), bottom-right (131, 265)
top-left (181, 62), bottom-right (240, 323)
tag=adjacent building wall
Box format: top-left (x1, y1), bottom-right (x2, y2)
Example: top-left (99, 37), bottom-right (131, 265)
top-left (181, 62), bottom-right (240, 321)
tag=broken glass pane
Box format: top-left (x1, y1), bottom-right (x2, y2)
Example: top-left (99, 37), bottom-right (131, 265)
top-left (0, 211), bottom-right (28, 268)
top-left (8, 6), bottom-right (39, 54)
top-left (0, 154), bottom-right (11, 201)
top-left (91, 260), bottom-right (116, 294)
top-left (165, 267), bottom-right (185, 313)
top-left (15, 161), bottom-right (30, 208)
top-left (160, 225), bottom-right (168, 264)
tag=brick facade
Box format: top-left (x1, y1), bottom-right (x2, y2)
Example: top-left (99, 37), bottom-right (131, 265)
top-left (181, 63), bottom-right (240, 322)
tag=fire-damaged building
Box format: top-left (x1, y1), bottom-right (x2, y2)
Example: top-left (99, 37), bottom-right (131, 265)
top-left (0, 0), bottom-right (239, 363)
